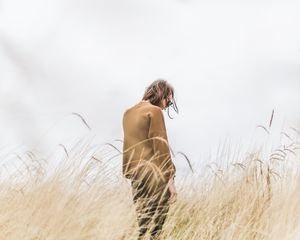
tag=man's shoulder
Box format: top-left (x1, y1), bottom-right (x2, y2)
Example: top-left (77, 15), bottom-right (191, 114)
top-left (123, 103), bottom-right (164, 126)
top-left (148, 105), bottom-right (163, 117)
top-left (124, 102), bottom-right (161, 114)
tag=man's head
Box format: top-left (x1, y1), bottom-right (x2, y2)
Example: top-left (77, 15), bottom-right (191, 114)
top-left (142, 79), bottom-right (178, 117)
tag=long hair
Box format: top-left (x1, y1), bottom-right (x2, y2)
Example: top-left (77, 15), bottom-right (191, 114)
top-left (142, 79), bottom-right (179, 119)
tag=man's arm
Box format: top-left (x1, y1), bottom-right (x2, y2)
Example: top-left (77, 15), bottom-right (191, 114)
top-left (148, 107), bottom-right (176, 182)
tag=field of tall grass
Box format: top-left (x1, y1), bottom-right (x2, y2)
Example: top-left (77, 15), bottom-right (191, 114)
top-left (1, 127), bottom-right (300, 240)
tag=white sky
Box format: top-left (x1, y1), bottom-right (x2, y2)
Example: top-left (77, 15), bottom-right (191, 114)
top-left (0, 0), bottom-right (300, 178)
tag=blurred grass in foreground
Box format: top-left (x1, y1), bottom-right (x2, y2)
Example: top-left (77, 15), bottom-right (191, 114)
top-left (0, 130), bottom-right (300, 240)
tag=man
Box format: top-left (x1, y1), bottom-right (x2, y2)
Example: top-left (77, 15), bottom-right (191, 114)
top-left (122, 79), bottom-right (178, 239)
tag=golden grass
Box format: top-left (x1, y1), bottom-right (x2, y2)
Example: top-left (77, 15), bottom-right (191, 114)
top-left (1, 134), bottom-right (300, 240)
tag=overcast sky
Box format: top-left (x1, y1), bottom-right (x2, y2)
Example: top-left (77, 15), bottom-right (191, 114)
top-left (1, 0), bottom-right (300, 178)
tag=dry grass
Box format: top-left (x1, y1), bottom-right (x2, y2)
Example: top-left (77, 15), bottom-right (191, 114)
top-left (1, 134), bottom-right (300, 240)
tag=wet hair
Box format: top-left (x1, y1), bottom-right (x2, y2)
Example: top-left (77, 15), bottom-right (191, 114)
top-left (142, 79), bottom-right (179, 119)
